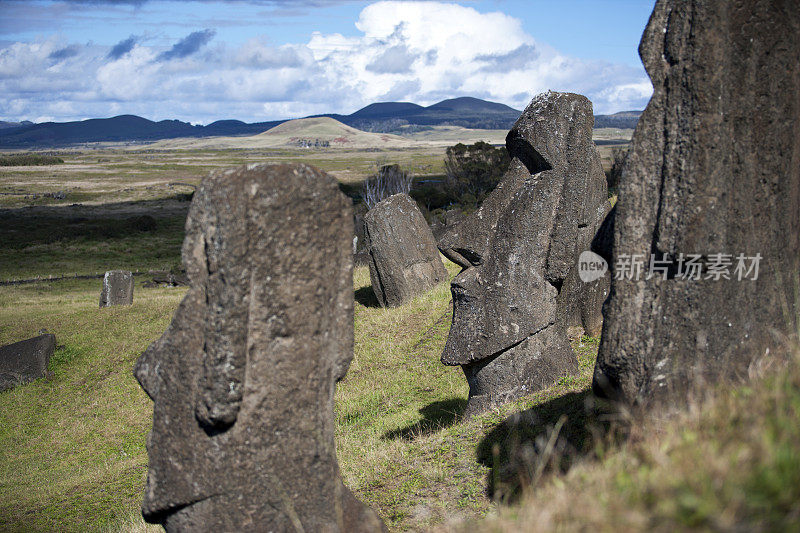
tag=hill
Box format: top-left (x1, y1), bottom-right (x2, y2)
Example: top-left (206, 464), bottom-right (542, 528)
top-left (348, 102), bottom-right (425, 119)
top-left (0, 98), bottom-right (642, 148)
top-left (594, 110), bottom-right (642, 129)
top-left (0, 115), bottom-right (284, 149)
top-left (0, 120), bottom-right (33, 130)
top-left (148, 117), bottom-right (415, 150)
top-left (319, 96), bottom-right (522, 132)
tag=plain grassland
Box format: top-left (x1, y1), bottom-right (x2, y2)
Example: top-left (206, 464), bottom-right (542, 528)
top-left (0, 127), bottom-right (630, 209)
top-left (0, 147), bottom-right (449, 209)
top-left (0, 131), bottom-right (630, 281)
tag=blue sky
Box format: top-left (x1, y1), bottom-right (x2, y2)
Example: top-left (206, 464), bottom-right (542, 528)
top-left (0, 0), bottom-right (656, 123)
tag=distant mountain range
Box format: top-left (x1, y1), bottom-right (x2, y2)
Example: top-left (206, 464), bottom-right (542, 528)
top-left (593, 110), bottom-right (643, 129)
top-left (0, 97), bottom-right (641, 148)
top-left (0, 120), bottom-right (34, 130)
top-left (317, 96), bottom-right (525, 131)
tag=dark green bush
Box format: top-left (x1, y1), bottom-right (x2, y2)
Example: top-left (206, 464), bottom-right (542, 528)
top-left (443, 141), bottom-right (509, 203)
top-left (0, 153), bottom-right (64, 166)
top-left (410, 184), bottom-right (450, 212)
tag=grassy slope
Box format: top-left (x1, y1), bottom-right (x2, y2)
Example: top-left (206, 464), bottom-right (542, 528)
top-left (0, 274), bottom-right (797, 532)
top-left (0, 260), bottom-right (603, 532)
top-left (0, 280), bottom-right (181, 531)
top-left (475, 352), bottom-right (800, 532)
top-left (1, 147), bottom-right (795, 532)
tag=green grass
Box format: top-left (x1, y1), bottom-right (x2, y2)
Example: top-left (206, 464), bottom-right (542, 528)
top-left (0, 263), bottom-right (606, 532)
top-left (0, 206), bottom-right (186, 281)
top-left (0, 279), bottom-right (184, 531)
top-left (2, 261), bottom-right (799, 532)
top-left (473, 350), bottom-right (800, 532)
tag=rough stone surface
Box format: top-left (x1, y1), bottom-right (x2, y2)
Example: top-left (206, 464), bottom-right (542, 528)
top-left (0, 334), bottom-right (55, 392)
top-left (557, 201), bottom-right (614, 338)
top-left (440, 91), bottom-right (609, 415)
top-left (99, 270), bottom-right (133, 307)
top-left (353, 208), bottom-right (370, 266)
top-left (364, 193), bottom-right (448, 307)
top-left (594, 0), bottom-right (800, 404)
top-left (134, 163), bottom-right (384, 532)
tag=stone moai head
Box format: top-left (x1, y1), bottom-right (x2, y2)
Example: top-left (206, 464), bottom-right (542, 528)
top-left (134, 163), bottom-right (384, 532)
top-left (99, 270), bottom-right (133, 307)
top-left (438, 92), bottom-right (608, 415)
top-left (593, 0), bottom-right (800, 404)
top-left (364, 193), bottom-right (448, 307)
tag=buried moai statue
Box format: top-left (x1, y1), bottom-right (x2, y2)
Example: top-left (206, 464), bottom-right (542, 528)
top-left (134, 164), bottom-right (384, 532)
top-left (0, 334), bottom-right (56, 392)
top-left (438, 91), bottom-right (609, 415)
top-left (99, 270), bottom-right (133, 307)
top-left (593, 0), bottom-right (800, 404)
top-left (364, 193), bottom-right (448, 307)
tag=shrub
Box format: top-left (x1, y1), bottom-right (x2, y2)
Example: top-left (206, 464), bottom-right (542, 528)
top-left (410, 184), bottom-right (450, 212)
top-left (443, 141), bottom-right (509, 203)
top-left (0, 153), bottom-right (64, 166)
top-left (361, 163), bottom-right (413, 209)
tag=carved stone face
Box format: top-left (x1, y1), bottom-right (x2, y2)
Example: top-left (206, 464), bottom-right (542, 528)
top-left (437, 92), bottom-right (608, 415)
top-left (134, 164), bottom-right (383, 532)
top-left (594, 0), bottom-right (800, 404)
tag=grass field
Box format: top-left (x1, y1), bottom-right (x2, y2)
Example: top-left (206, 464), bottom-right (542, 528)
top-left (3, 139), bottom-right (796, 532)
top-left (2, 261), bottom-right (797, 532)
top-left (0, 262), bottom-right (605, 532)
top-left (0, 147), bottom-right (447, 209)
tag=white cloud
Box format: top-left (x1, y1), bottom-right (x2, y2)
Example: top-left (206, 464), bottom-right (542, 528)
top-left (0, 1), bottom-right (652, 123)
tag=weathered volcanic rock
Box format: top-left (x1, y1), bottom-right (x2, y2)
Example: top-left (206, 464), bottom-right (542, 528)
top-left (440, 91), bottom-right (609, 415)
top-left (593, 0), bottom-right (800, 404)
top-left (557, 201), bottom-right (614, 338)
top-left (0, 334), bottom-right (55, 392)
top-left (134, 163), bottom-right (384, 532)
top-left (99, 270), bottom-right (133, 307)
top-left (364, 193), bottom-right (448, 307)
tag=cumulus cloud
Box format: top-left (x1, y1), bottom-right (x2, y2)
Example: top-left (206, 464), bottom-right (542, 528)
top-left (0, 1), bottom-right (652, 123)
top-left (107, 35), bottom-right (138, 60)
top-left (476, 44), bottom-right (539, 72)
top-left (48, 44), bottom-right (81, 61)
top-left (366, 44), bottom-right (416, 74)
top-left (156, 29), bottom-right (216, 61)
top-left (235, 39), bottom-right (307, 69)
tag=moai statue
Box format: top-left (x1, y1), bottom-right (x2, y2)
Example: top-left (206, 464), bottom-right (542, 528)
top-left (134, 163), bottom-right (385, 532)
top-left (594, 0), bottom-right (800, 404)
top-left (0, 334), bottom-right (56, 392)
top-left (438, 91), bottom-right (609, 415)
top-left (364, 193), bottom-right (448, 307)
top-left (99, 270), bottom-right (133, 307)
